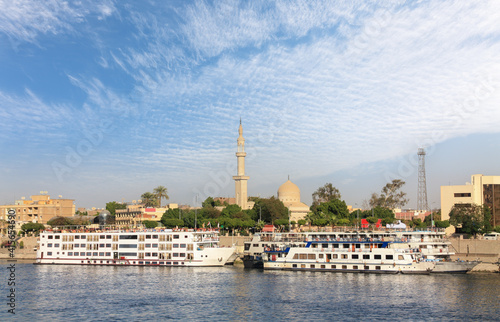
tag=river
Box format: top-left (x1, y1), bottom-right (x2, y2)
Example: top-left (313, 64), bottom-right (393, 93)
top-left (1, 262), bottom-right (499, 321)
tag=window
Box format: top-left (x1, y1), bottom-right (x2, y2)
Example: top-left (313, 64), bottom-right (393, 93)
top-left (307, 254), bottom-right (316, 260)
top-left (331, 265), bottom-right (336, 269)
top-left (364, 266), bottom-right (369, 270)
top-left (119, 253), bottom-right (137, 257)
top-left (386, 255), bottom-right (393, 260)
top-left (93, 252), bottom-right (98, 256)
top-left (75, 235), bottom-right (80, 239)
top-left (106, 252), bottom-right (111, 256)
top-left (398, 255), bottom-right (404, 260)
top-left (146, 235), bottom-right (151, 239)
top-left (48, 243), bottom-right (53, 247)
top-left (353, 265), bottom-right (358, 269)
top-left (81, 235), bottom-right (86, 239)
top-left (173, 244), bottom-right (179, 248)
top-left (363, 254), bottom-right (370, 259)
top-left (120, 244), bottom-right (138, 248)
top-left (99, 252), bottom-right (104, 256)
top-left (322, 243), bottom-right (328, 248)
top-left (106, 235), bottom-right (112, 239)
top-left (342, 265), bottom-right (347, 269)
top-left (343, 244), bottom-right (349, 248)
top-left (319, 254), bottom-right (324, 259)
top-left (180, 244), bottom-right (186, 248)
top-left (332, 254), bottom-right (338, 259)
top-left (310, 264), bottom-right (315, 268)
top-left (292, 264), bottom-right (297, 268)
top-left (152, 244), bottom-right (158, 248)
top-left (86, 252), bottom-right (92, 256)
top-left (47, 252), bottom-right (52, 256)
top-left (55, 235), bottom-right (60, 239)
top-left (173, 235), bottom-right (179, 239)
top-left (119, 235), bottom-right (138, 240)
top-left (352, 254), bottom-right (359, 259)
top-left (152, 235), bottom-right (158, 239)
top-left (454, 193), bottom-right (471, 197)
top-left (341, 254), bottom-right (348, 259)
top-left (374, 255), bottom-right (382, 260)
top-left (321, 265), bottom-right (326, 269)
top-left (54, 244), bottom-right (60, 247)
top-left (375, 266), bottom-right (381, 270)
top-left (68, 252), bottom-right (73, 256)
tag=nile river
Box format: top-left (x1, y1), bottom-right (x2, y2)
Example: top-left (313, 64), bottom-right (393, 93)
top-left (1, 262), bottom-right (499, 321)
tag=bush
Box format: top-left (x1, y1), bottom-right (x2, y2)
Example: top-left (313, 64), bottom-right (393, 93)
top-left (298, 219), bottom-right (306, 226)
top-left (142, 220), bottom-right (159, 228)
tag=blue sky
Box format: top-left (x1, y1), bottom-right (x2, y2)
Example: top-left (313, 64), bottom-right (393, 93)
top-left (1, 0), bottom-right (499, 210)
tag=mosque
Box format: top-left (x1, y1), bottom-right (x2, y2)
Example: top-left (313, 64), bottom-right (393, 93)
top-left (233, 121), bottom-right (310, 221)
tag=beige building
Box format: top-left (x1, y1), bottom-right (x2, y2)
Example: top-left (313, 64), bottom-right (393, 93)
top-left (0, 194), bottom-right (75, 230)
top-left (233, 121), bottom-right (252, 210)
top-left (277, 179), bottom-right (310, 222)
top-left (441, 174), bottom-right (500, 227)
top-left (115, 204), bottom-right (178, 227)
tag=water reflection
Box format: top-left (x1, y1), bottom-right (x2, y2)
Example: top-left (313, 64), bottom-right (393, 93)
top-left (3, 263), bottom-right (499, 321)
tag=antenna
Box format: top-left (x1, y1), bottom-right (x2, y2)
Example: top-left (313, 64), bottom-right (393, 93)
top-left (417, 148), bottom-right (429, 212)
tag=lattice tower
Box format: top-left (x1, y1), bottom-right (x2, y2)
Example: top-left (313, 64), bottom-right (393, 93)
top-left (417, 148), bottom-right (429, 212)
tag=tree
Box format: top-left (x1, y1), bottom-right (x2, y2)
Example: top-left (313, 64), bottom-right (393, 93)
top-left (141, 192), bottom-right (158, 207)
top-left (162, 218), bottom-right (184, 228)
top-left (142, 220), bottom-right (159, 228)
top-left (221, 204), bottom-right (242, 217)
top-left (449, 204), bottom-right (492, 236)
top-left (21, 223), bottom-right (45, 233)
top-left (369, 179), bottom-right (408, 209)
top-left (308, 198), bottom-right (349, 227)
top-left (312, 183), bottom-right (341, 206)
top-left (153, 186), bottom-right (169, 207)
top-left (106, 201), bottom-right (127, 216)
top-left (47, 217), bottom-right (73, 226)
top-left (252, 197), bottom-right (288, 223)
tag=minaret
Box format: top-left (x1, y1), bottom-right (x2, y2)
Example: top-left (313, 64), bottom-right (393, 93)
top-left (233, 119), bottom-right (249, 209)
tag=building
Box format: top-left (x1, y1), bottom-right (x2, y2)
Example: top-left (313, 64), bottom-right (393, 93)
top-left (115, 204), bottom-right (178, 227)
top-left (232, 120), bottom-right (252, 210)
top-left (0, 194), bottom-right (75, 230)
top-left (441, 174), bottom-right (500, 227)
top-left (277, 179), bottom-right (310, 222)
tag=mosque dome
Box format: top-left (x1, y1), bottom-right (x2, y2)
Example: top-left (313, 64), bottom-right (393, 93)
top-left (277, 180), bottom-right (301, 203)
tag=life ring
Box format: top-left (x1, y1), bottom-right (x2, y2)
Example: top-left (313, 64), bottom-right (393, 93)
top-left (370, 238), bottom-right (373, 242)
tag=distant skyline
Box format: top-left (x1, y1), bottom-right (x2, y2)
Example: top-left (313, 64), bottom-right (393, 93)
top-left (1, 1), bottom-right (499, 210)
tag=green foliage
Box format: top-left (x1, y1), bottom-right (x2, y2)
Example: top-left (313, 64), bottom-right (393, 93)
top-left (221, 204), bottom-right (242, 217)
top-left (312, 183), bottom-right (341, 206)
top-left (366, 216), bottom-right (378, 224)
top-left (308, 199), bottom-right (349, 226)
top-left (275, 219), bottom-right (289, 226)
top-left (252, 197), bottom-right (288, 223)
top-left (435, 220), bottom-right (450, 228)
top-left (369, 179), bottom-right (408, 209)
top-left (255, 220), bottom-right (265, 231)
top-left (105, 201), bottom-right (127, 216)
top-left (337, 218), bottom-right (351, 226)
top-left (141, 192), bottom-right (158, 207)
top-left (162, 218), bottom-right (184, 228)
top-left (201, 207), bottom-right (221, 219)
top-left (412, 218), bottom-right (427, 229)
top-left (75, 210), bottom-right (88, 216)
top-left (21, 222), bottom-right (45, 232)
top-left (47, 216), bottom-right (73, 226)
top-left (298, 219), bottom-right (306, 226)
top-left (153, 186), bottom-right (169, 207)
top-left (142, 220), bottom-right (159, 228)
top-left (449, 204), bottom-right (492, 235)
top-left (494, 225), bottom-right (500, 233)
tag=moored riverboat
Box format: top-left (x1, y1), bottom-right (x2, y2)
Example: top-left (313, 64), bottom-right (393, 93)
top-left (36, 228), bottom-right (235, 266)
top-left (262, 233), bottom-right (434, 274)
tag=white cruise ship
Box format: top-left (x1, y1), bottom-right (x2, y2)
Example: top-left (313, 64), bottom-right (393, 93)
top-left (36, 229), bottom-right (235, 267)
top-left (262, 232), bottom-right (434, 274)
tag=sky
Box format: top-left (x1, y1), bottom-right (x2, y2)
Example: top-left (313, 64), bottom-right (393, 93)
top-left (1, 0), bottom-right (500, 210)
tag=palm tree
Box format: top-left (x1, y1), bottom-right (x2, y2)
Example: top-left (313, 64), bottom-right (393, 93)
top-left (153, 186), bottom-right (169, 208)
top-left (141, 192), bottom-right (158, 207)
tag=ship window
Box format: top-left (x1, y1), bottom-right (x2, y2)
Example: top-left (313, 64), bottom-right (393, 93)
top-left (173, 244), bottom-right (179, 248)
top-left (253, 244), bottom-right (259, 247)
top-left (342, 265), bottom-right (347, 269)
top-left (75, 235), bottom-right (80, 239)
top-left (398, 255), bottom-right (404, 260)
top-left (352, 254), bottom-right (359, 259)
top-left (311, 244), bottom-right (318, 248)
top-left (353, 265), bottom-right (358, 269)
top-left (47, 252), bottom-right (52, 256)
top-left (74, 244), bottom-right (79, 248)
top-left (333, 244), bottom-right (339, 248)
top-left (341, 254), bottom-right (348, 259)
top-left (55, 235), bottom-right (60, 239)
top-left (119, 244), bottom-right (137, 248)
top-left (319, 254), bottom-right (324, 259)
top-left (81, 235), bottom-right (86, 239)
top-left (307, 254), bottom-right (316, 260)
top-left (99, 244), bottom-right (105, 248)
top-left (331, 265), bottom-right (336, 269)
top-left (48, 243), bottom-right (52, 247)
top-left (375, 266), bottom-right (381, 270)
top-left (106, 252), bottom-right (111, 256)
top-left (106, 244), bottom-right (111, 248)
top-left (87, 252), bottom-right (92, 256)
top-left (374, 255), bottom-right (382, 259)
top-left (310, 264), bottom-right (315, 268)
top-left (146, 235), bottom-right (151, 239)
top-left (180, 244), bottom-right (186, 248)
top-left (355, 244), bottom-right (361, 249)
top-left (92, 252), bottom-right (98, 256)
top-left (321, 265), bottom-right (326, 269)
top-left (173, 235), bottom-right (179, 239)
top-left (74, 253), bottom-right (79, 257)
top-left (322, 244), bottom-right (328, 248)
top-left (343, 244), bottom-right (349, 248)
top-left (152, 253), bottom-right (158, 256)
top-left (152, 235), bottom-right (158, 239)
top-left (146, 244), bottom-right (151, 248)
top-left (301, 264), bottom-right (306, 268)
top-left (68, 252), bottom-right (73, 256)
top-left (292, 254), bottom-right (298, 259)
top-left (292, 264), bottom-right (297, 268)
top-left (81, 244), bottom-right (85, 247)
top-left (99, 252), bottom-right (104, 256)
top-left (386, 255), bottom-right (393, 260)
top-left (100, 235), bottom-right (105, 239)
top-left (120, 235), bottom-right (138, 240)
top-left (146, 253), bottom-right (151, 257)
top-left (173, 253), bottom-right (179, 257)
top-left (152, 244), bottom-right (158, 248)
top-left (364, 266), bottom-right (369, 270)
top-left (332, 254), bottom-right (338, 259)
top-left (54, 244), bottom-right (59, 247)
top-left (363, 254), bottom-right (370, 259)
top-left (179, 253), bottom-right (185, 257)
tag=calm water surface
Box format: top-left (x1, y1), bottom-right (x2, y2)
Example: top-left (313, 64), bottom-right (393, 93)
top-left (1, 262), bottom-right (499, 321)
